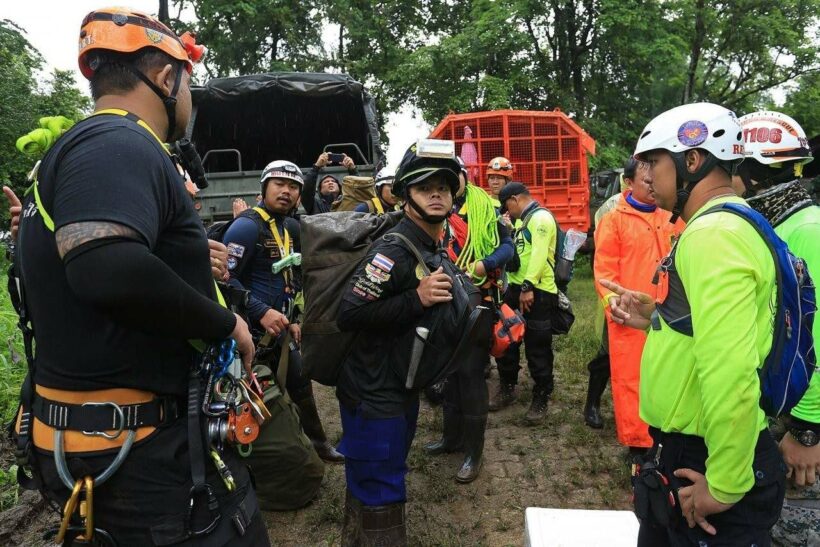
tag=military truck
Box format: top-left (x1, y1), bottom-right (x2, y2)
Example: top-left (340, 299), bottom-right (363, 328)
top-left (186, 72), bottom-right (385, 222)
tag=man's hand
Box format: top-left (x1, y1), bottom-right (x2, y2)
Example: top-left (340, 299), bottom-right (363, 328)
top-left (674, 468), bottom-right (734, 536)
top-left (416, 266), bottom-right (453, 307)
top-left (599, 279), bottom-right (655, 330)
top-left (342, 154), bottom-right (356, 172)
top-left (232, 198), bottom-right (249, 218)
top-left (471, 260), bottom-right (487, 279)
top-left (3, 186), bottom-right (22, 241)
top-left (781, 431), bottom-right (820, 486)
top-left (231, 313), bottom-right (255, 376)
top-left (288, 323), bottom-right (302, 346)
top-left (208, 239), bottom-right (229, 281)
top-left (259, 308), bottom-right (289, 337)
top-left (315, 152), bottom-right (330, 169)
top-left (520, 289), bottom-right (534, 313)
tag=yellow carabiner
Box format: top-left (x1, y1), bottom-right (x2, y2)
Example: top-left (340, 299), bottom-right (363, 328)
top-left (55, 478), bottom-right (84, 544)
top-left (79, 476), bottom-right (95, 542)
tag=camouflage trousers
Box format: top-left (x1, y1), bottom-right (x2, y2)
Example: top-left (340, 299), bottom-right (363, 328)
top-left (772, 481), bottom-right (820, 546)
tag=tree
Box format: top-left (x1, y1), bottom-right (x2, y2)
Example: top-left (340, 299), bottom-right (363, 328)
top-left (0, 20), bottom-right (91, 224)
top-left (781, 71), bottom-right (820, 137)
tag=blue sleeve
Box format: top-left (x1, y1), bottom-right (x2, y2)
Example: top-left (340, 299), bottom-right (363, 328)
top-left (482, 219), bottom-right (514, 270)
top-left (353, 202), bottom-right (370, 213)
top-left (223, 216), bottom-right (269, 322)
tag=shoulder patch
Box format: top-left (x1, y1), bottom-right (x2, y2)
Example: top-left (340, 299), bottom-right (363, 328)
top-left (371, 253), bottom-right (395, 272)
top-left (227, 256), bottom-right (238, 270)
top-left (227, 242), bottom-right (245, 258)
top-left (365, 263), bottom-right (391, 283)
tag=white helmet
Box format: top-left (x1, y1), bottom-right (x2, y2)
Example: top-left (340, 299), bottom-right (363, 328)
top-left (374, 169), bottom-right (395, 188)
top-left (739, 111), bottom-right (812, 166)
top-left (634, 102), bottom-right (745, 162)
top-left (260, 160), bottom-right (304, 188)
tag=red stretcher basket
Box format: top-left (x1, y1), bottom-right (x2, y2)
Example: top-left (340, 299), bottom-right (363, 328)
top-left (429, 109), bottom-right (596, 231)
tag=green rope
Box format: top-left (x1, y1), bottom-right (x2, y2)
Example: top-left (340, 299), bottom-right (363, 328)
top-left (455, 184), bottom-right (500, 284)
top-left (15, 116), bottom-right (75, 157)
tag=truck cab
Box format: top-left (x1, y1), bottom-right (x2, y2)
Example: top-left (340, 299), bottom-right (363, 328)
top-left (186, 72), bottom-right (384, 222)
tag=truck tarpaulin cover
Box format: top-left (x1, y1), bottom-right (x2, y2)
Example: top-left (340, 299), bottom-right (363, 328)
top-left (189, 72), bottom-right (383, 172)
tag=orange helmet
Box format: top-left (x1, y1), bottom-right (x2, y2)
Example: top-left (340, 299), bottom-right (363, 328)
top-left (487, 157), bottom-right (514, 179)
top-left (78, 7), bottom-right (204, 79)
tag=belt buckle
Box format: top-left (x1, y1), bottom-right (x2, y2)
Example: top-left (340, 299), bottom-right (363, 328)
top-left (81, 401), bottom-right (125, 440)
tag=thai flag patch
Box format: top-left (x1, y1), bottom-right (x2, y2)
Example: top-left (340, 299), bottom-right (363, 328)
top-left (371, 253), bottom-right (395, 272)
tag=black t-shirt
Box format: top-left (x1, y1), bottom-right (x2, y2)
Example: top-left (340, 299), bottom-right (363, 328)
top-left (18, 114), bottom-right (217, 396)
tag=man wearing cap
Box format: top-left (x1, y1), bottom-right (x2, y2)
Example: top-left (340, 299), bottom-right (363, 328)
top-left (302, 151), bottom-right (358, 215)
top-left (222, 161), bottom-right (343, 462)
top-left (335, 142), bottom-right (465, 545)
top-left (492, 183), bottom-right (559, 424)
top-left (12, 7), bottom-right (268, 544)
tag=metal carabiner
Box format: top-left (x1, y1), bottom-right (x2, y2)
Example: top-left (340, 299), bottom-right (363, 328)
top-left (81, 401), bottom-right (125, 440)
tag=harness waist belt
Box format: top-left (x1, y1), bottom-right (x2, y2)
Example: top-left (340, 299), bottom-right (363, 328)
top-left (16, 385), bottom-right (182, 454)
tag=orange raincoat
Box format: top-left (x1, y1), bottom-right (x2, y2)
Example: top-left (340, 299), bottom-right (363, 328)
top-left (594, 192), bottom-right (684, 447)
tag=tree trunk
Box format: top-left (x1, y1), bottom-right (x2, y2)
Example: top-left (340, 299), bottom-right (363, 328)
top-left (682, 0), bottom-right (706, 104)
top-left (158, 0), bottom-right (170, 26)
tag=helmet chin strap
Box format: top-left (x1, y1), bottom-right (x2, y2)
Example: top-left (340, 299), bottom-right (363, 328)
top-left (668, 151), bottom-right (723, 223)
top-left (125, 61), bottom-right (184, 142)
top-left (406, 194), bottom-right (452, 224)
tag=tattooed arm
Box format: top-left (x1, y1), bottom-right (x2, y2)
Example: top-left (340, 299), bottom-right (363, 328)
top-left (56, 221), bottom-right (141, 259)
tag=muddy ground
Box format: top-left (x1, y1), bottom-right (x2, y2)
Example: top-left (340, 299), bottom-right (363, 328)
top-left (4, 271), bottom-right (636, 546)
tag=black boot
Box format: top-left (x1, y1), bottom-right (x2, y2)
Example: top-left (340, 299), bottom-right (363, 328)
top-left (424, 405), bottom-right (463, 455)
top-left (455, 414), bottom-right (486, 483)
top-left (361, 502), bottom-right (407, 547)
top-left (342, 489), bottom-right (362, 547)
top-left (488, 382), bottom-right (516, 412)
top-left (583, 370), bottom-right (608, 429)
top-left (524, 384), bottom-right (550, 425)
top-left (294, 395), bottom-right (344, 463)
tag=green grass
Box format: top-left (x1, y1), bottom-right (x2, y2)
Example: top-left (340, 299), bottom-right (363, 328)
top-left (0, 270), bottom-right (27, 511)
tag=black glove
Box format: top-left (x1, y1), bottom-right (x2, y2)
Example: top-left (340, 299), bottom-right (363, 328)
top-left (632, 460), bottom-right (679, 528)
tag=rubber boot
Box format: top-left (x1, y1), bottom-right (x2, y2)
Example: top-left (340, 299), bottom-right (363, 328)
top-left (583, 370), bottom-right (608, 429)
top-left (488, 382), bottom-right (515, 412)
top-left (424, 405), bottom-right (463, 455)
top-left (341, 489), bottom-right (363, 547)
top-left (455, 414), bottom-right (486, 483)
top-left (524, 384), bottom-right (550, 425)
top-left (294, 395), bottom-right (344, 463)
top-left (360, 503), bottom-right (407, 547)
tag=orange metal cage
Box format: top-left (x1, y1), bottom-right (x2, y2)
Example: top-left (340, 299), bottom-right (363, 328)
top-left (428, 109), bottom-right (596, 232)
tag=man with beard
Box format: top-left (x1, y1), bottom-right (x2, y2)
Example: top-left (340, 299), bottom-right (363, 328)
top-left (222, 161), bottom-right (343, 462)
top-left (12, 7), bottom-right (268, 544)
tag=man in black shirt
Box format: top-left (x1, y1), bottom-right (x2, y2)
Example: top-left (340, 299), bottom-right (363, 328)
top-left (336, 142), bottom-right (462, 546)
top-left (301, 151), bottom-right (358, 214)
top-left (13, 8), bottom-right (268, 545)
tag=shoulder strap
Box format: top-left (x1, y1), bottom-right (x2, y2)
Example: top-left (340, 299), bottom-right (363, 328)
top-left (521, 206), bottom-right (548, 231)
top-left (372, 197), bottom-right (385, 215)
top-left (382, 232), bottom-right (431, 276)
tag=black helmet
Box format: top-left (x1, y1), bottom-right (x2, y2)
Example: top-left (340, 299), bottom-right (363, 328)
top-left (393, 141), bottom-right (460, 199)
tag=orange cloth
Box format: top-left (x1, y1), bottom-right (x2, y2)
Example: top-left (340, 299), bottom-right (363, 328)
top-left (594, 192), bottom-right (684, 448)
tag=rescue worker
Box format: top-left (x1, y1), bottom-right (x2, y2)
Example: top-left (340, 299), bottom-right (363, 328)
top-left (335, 143), bottom-right (462, 545)
top-left (222, 161), bottom-right (343, 463)
top-left (733, 110), bottom-right (819, 547)
top-left (354, 170), bottom-right (401, 214)
top-left (302, 151), bottom-right (358, 214)
top-left (486, 156), bottom-right (514, 202)
top-left (603, 103), bottom-right (787, 545)
top-left (583, 174), bottom-right (628, 429)
top-left (12, 8), bottom-right (269, 544)
top-left (425, 157), bottom-right (513, 482)
top-left (492, 183), bottom-right (559, 424)
top-left (594, 158), bottom-right (683, 452)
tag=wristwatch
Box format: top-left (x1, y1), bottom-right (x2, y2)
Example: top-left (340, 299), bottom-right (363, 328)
top-left (520, 280), bottom-right (535, 293)
top-left (789, 428), bottom-right (820, 447)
